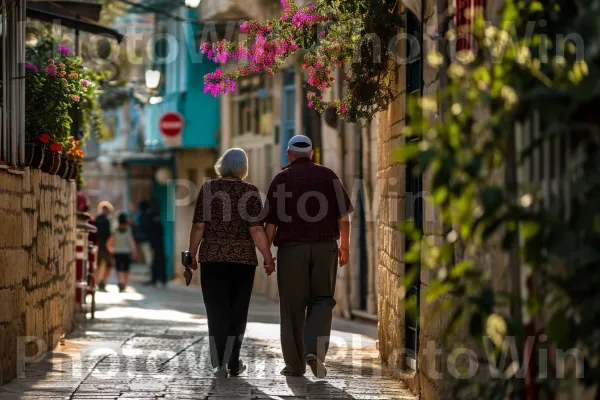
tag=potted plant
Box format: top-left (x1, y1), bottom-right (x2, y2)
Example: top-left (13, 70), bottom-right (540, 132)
top-left (41, 141), bottom-right (62, 175)
top-left (65, 137), bottom-right (84, 180)
top-left (24, 132), bottom-right (49, 168)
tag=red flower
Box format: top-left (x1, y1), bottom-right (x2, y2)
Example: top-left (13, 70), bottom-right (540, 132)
top-left (50, 143), bottom-right (63, 153)
top-left (38, 133), bottom-right (51, 144)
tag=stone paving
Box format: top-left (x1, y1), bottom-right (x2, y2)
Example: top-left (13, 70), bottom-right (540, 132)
top-left (0, 267), bottom-right (416, 399)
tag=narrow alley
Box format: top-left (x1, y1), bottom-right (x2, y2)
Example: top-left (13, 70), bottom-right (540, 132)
top-left (0, 266), bottom-right (415, 399)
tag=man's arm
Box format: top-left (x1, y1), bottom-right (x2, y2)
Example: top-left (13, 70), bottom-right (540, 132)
top-left (338, 215), bottom-right (350, 267)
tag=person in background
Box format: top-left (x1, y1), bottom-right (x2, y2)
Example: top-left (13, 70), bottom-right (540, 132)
top-left (94, 201), bottom-right (114, 292)
top-left (147, 211), bottom-right (167, 287)
top-left (132, 200), bottom-right (153, 271)
top-left (107, 213), bottom-right (137, 292)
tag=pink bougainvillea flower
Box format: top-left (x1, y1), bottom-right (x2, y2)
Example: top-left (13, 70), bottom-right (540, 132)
top-left (58, 63), bottom-right (66, 70)
top-left (48, 59), bottom-right (55, 64)
top-left (71, 95), bottom-right (80, 102)
top-left (60, 71), bottom-right (67, 77)
top-left (80, 79), bottom-right (90, 87)
top-left (38, 133), bottom-right (51, 144)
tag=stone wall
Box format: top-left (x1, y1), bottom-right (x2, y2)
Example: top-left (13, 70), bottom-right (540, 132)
top-left (376, 0), bottom-right (456, 397)
top-left (376, 2), bottom-right (409, 374)
top-left (376, 1), bottom-right (515, 398)
top-left (0, 168), bottom-right (76, 386)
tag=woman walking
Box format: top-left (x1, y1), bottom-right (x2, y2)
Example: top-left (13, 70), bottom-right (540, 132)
top-left (186, 148), bottom-right (275, 378)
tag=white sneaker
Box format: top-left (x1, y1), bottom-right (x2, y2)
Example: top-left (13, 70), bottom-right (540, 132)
top-left (305, 353), bottom-right (327, 379)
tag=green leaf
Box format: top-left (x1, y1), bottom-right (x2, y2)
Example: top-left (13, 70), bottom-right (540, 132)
top-left (450, 260), bottom-right (473, 278)
top-left (392, 143), bottom-right (420, 163)
top-left (520, 221), bottom-right (540, 240)
top-left (426, 280), bottom-right (453, 302)
top-left (529, 1), bottom-right (543, 12)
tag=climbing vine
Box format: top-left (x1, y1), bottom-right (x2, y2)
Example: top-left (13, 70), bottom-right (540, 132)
top-left (201, 0), bottom-right (402, 123)
top-left (398, 0), bottom-right (600, 397)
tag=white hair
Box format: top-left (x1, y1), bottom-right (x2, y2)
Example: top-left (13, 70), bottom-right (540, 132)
top-left (214, 148), bottom-right (248, 179)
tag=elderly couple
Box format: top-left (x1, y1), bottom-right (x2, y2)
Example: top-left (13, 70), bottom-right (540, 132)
top-left (186, 135), bottom-right (353, 379)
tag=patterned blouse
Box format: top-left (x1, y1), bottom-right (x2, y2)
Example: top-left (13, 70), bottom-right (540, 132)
top-left (193, 179), bottom-right (263, 266)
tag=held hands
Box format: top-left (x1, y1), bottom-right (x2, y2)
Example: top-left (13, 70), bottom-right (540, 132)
top-left (338, 247), bottom-right (349, 267)
top-left (264, 255), bottom-right (276, 276)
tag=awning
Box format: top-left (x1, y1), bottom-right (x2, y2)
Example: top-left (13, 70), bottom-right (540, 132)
top-left (26, 7), bottom-right (124, 42)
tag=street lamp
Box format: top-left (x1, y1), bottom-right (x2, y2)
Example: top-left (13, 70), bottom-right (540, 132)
top-left (145, 70), bottom-right (161, 90)
top-left (184, 0), bottom-right (201, 8)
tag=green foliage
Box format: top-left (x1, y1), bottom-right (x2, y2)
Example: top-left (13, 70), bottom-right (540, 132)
top-left (25, 38), bottom-right (105, 144)
top-left (201, 0), bottom-right (403, 123)
top-left (401, 0), bottom-right (600, 397)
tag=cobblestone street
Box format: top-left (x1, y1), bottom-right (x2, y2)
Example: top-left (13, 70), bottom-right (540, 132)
top-left (0, 266), bottom-right (415, 399)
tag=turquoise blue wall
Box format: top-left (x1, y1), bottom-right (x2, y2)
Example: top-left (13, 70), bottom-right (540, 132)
top-left (152, 178), bottom-right (175, 280)
top-left (144, 11), bottom-right (220, 151)
top-left (182, 61), bottom-right (220, 148)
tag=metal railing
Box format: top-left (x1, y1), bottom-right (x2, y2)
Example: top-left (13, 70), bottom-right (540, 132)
top-left (0, 0), bottom-right (25, 166)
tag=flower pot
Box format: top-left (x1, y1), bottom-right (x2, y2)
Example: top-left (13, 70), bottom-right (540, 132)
top-left (62, 160), bottom-right (72, 179)
top-left (57, 156), bottom-right (69, 178)
top-left (70, 162), bottom-right (80, 180)
top-left (24, 143), bottom-right (45, 169)
top-left (41, 150), bottom-right (61, 175)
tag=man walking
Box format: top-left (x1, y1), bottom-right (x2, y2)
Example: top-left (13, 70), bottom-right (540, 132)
top-left (94, 201), bottom-right (114, 291)
top-left (264, 135), bottom-right (353, 378)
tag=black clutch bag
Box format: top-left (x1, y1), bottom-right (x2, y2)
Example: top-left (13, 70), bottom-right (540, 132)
top-left (182, 251), bottom-right (194, 286)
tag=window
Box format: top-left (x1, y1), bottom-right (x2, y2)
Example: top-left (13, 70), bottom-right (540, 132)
top-left (455, 0), bottom-right (485, 51)
top-left (231, 74), bottom-right (273, 137)
top-left (1, 0), bottom-right (25, 165)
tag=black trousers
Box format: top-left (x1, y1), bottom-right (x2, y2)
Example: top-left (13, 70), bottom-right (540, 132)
top-left (200, 262), bottom-right (256, 370)
top-left (114, 254), bottom-right (131, 272)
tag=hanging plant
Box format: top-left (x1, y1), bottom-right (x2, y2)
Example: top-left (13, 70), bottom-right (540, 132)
top-left (200, 0), bottom-right (403, 123)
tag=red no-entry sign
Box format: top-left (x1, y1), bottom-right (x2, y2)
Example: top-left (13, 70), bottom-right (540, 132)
top-left (159, 112), bottom-right (184, 137)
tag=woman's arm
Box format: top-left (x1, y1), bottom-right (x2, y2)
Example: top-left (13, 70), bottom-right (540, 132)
top-left (249, 226), bottom-right (276, 275)
top-left (188, 222), bottom-right (205, 270)
top-left (265, 223), bottom-right (277, 247)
